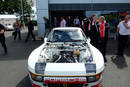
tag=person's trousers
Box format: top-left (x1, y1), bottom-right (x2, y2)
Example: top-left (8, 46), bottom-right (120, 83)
top-left (98, 38), bottom-right (107, 62)
top-left (117, 34), bottom-right (129, 56)
top-left (14, 31), bottom-right (21, 40)
top-left (25, 31), bottom-right (36, 41)
top-left (90, 35), bottom-right (99, 49)
top-left (0, 36), bottom-right (7, 53)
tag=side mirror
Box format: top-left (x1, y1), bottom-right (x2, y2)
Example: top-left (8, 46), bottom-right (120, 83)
top-left (87, 37), bottom-right (91, 43)
top-left (44, 37), bottom-right (47, 42)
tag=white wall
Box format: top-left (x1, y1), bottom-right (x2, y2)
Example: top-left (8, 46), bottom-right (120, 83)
top-left (36, 0), bottom-right (49, 38)
top-left (49, 0), bottom-right (130, 4)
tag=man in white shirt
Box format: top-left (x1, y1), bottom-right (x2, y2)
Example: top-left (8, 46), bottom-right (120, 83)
top-left (60, 17), bottom-right (66, 27)
top-left (116, 15), bottom-right (130, 56)
top-left (123, 15), bottom-right (130, 31)
top-left (73, 16), bottom-right (80, 27)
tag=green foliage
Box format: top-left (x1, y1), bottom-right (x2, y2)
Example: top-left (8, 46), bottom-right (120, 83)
top-left (0, 0), bottom-right (33, 15)
top-left (105, 15), bottom-right (116, 21)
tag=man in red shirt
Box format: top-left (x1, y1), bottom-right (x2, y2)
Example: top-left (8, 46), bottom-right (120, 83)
top-left (98, 16), bottom-right (107, 63)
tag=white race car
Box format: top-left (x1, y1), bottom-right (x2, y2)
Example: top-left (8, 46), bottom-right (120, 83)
top-left (28, 27), bottom-right (104, 87)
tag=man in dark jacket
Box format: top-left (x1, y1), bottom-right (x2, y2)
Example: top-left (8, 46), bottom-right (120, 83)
top-left (0, 23), bottom-right (8, 55)
top-left (82, 16), bottom-right (91, 37)
top-left (25, 17), bottom-right (36, 42)
top-left (67, 16), bottom-right (73, 27)
top-left (89, 14), bottom-right (100, 48)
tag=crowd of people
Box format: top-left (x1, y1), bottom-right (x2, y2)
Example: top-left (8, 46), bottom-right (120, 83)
top-left (12, 17), bottom-right (36, 42)
top-left (50, 14), bottom-right (130, 62)
top-left (0, 17), bottom-right (36, 56)
top-left (0, 14), bottom-right (130, 63)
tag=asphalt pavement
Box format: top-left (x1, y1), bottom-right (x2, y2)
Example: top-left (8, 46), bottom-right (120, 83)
top-left (0, 27), bottom-right (130, 87)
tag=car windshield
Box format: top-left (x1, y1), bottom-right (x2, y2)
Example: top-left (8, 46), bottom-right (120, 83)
top-left (47, 29), bottom-right (86, 42)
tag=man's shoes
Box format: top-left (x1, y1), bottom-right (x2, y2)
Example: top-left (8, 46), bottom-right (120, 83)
top-left (32, 39), bottom-right (36, 41)
top-left (3, 52), bottom-right (8, 56)
top-left (25, 39), bottom-right (28, 43)
top-left (117, 55), bottom-right (124, 58)
top-left (104, 59), bottom-right (107, 63)
top-left (117, 53), bottom-right (123, 57)
top-left (116, 53), bottom-right (123, 56)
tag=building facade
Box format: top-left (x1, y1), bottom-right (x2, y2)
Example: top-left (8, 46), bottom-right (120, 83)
top-left (36, 0), bottom-right (130, 37)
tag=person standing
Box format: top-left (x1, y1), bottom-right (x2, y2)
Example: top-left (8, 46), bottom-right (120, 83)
top-left (89, 13), bottom-right (100, 48)
top-left (82, 16), bottom-right (91, 37)
top-left (73, 16), bottom-right (80, 27)
top-left (13, 19), bottom-right (21, 40)
top-left (0, 23), bottom-right (8, 55)
top-left (25, 17), bottom-right (36, 42)
top-left (116, 15), bottom-right (130, 56)
top-left (53, 17), bottom-right (58, 27)
top-left (43, 17), bottom-right (50, 37)
top-left (67, 16), bottom-right (73, 27)
top-left (98, 16), bottom-right (107, 62)
top-left (104, 21), bottom-right (110, 53)
top-left (60, 17), bottom-right (66, 27)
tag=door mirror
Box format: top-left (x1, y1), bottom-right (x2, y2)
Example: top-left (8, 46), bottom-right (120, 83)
top-left (44, 37), bottom-right (47, 42)
top-left (87, 37), bottom-right (91, 43)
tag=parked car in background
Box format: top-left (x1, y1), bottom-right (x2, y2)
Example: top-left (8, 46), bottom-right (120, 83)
top-left (0, 15), bottom-right (17, 30)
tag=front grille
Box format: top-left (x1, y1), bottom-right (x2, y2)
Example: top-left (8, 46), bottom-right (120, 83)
top-left (48, 83), bottom-right (83, 87)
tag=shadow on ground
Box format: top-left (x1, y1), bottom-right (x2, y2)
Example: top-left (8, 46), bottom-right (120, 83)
top-left (16, 75), bottom-right (32, 87)
top-left (111, 56), bottom-right (128, 69)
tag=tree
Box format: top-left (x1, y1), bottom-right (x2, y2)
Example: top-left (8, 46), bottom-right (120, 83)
top-left (0, 0), bottom-right (33, 15)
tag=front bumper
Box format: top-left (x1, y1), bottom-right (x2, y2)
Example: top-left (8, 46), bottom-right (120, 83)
top-left (29, 63), bottom-right (104, 87)
top-left (29, 74), bottom-right (103, 87)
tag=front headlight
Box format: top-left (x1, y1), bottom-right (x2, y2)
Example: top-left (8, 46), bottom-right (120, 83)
top-left (35, 63), bottom-right (46, 74)
top-left (29, 72), bottom-right (44, 82)
top-left (87, 74), bottom-right (100, 83)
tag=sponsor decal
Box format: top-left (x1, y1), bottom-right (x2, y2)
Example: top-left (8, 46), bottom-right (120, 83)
top-left (44, 77), bottom-right (86, 84)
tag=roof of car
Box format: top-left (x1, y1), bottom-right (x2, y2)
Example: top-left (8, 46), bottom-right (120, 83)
top-left (53, 27), bottom-right (82, 30)
top-left (0, 15), bottom-right (17, 19)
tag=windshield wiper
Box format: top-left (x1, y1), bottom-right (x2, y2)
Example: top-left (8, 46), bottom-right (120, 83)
top-left (71, 40), bottom-right (84, 42)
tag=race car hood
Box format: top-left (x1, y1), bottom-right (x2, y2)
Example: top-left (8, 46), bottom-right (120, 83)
top-left (44, 63), bottom-right (87, 76)
top-left (34, 63), bottom-right (96, 76)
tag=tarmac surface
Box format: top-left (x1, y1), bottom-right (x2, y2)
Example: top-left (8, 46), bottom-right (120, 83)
top-left (0, 27), bottom-right (130, 87)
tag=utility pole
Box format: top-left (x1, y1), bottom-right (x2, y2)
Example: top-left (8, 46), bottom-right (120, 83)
top-left (20, 0), bottom-right (25, 29)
